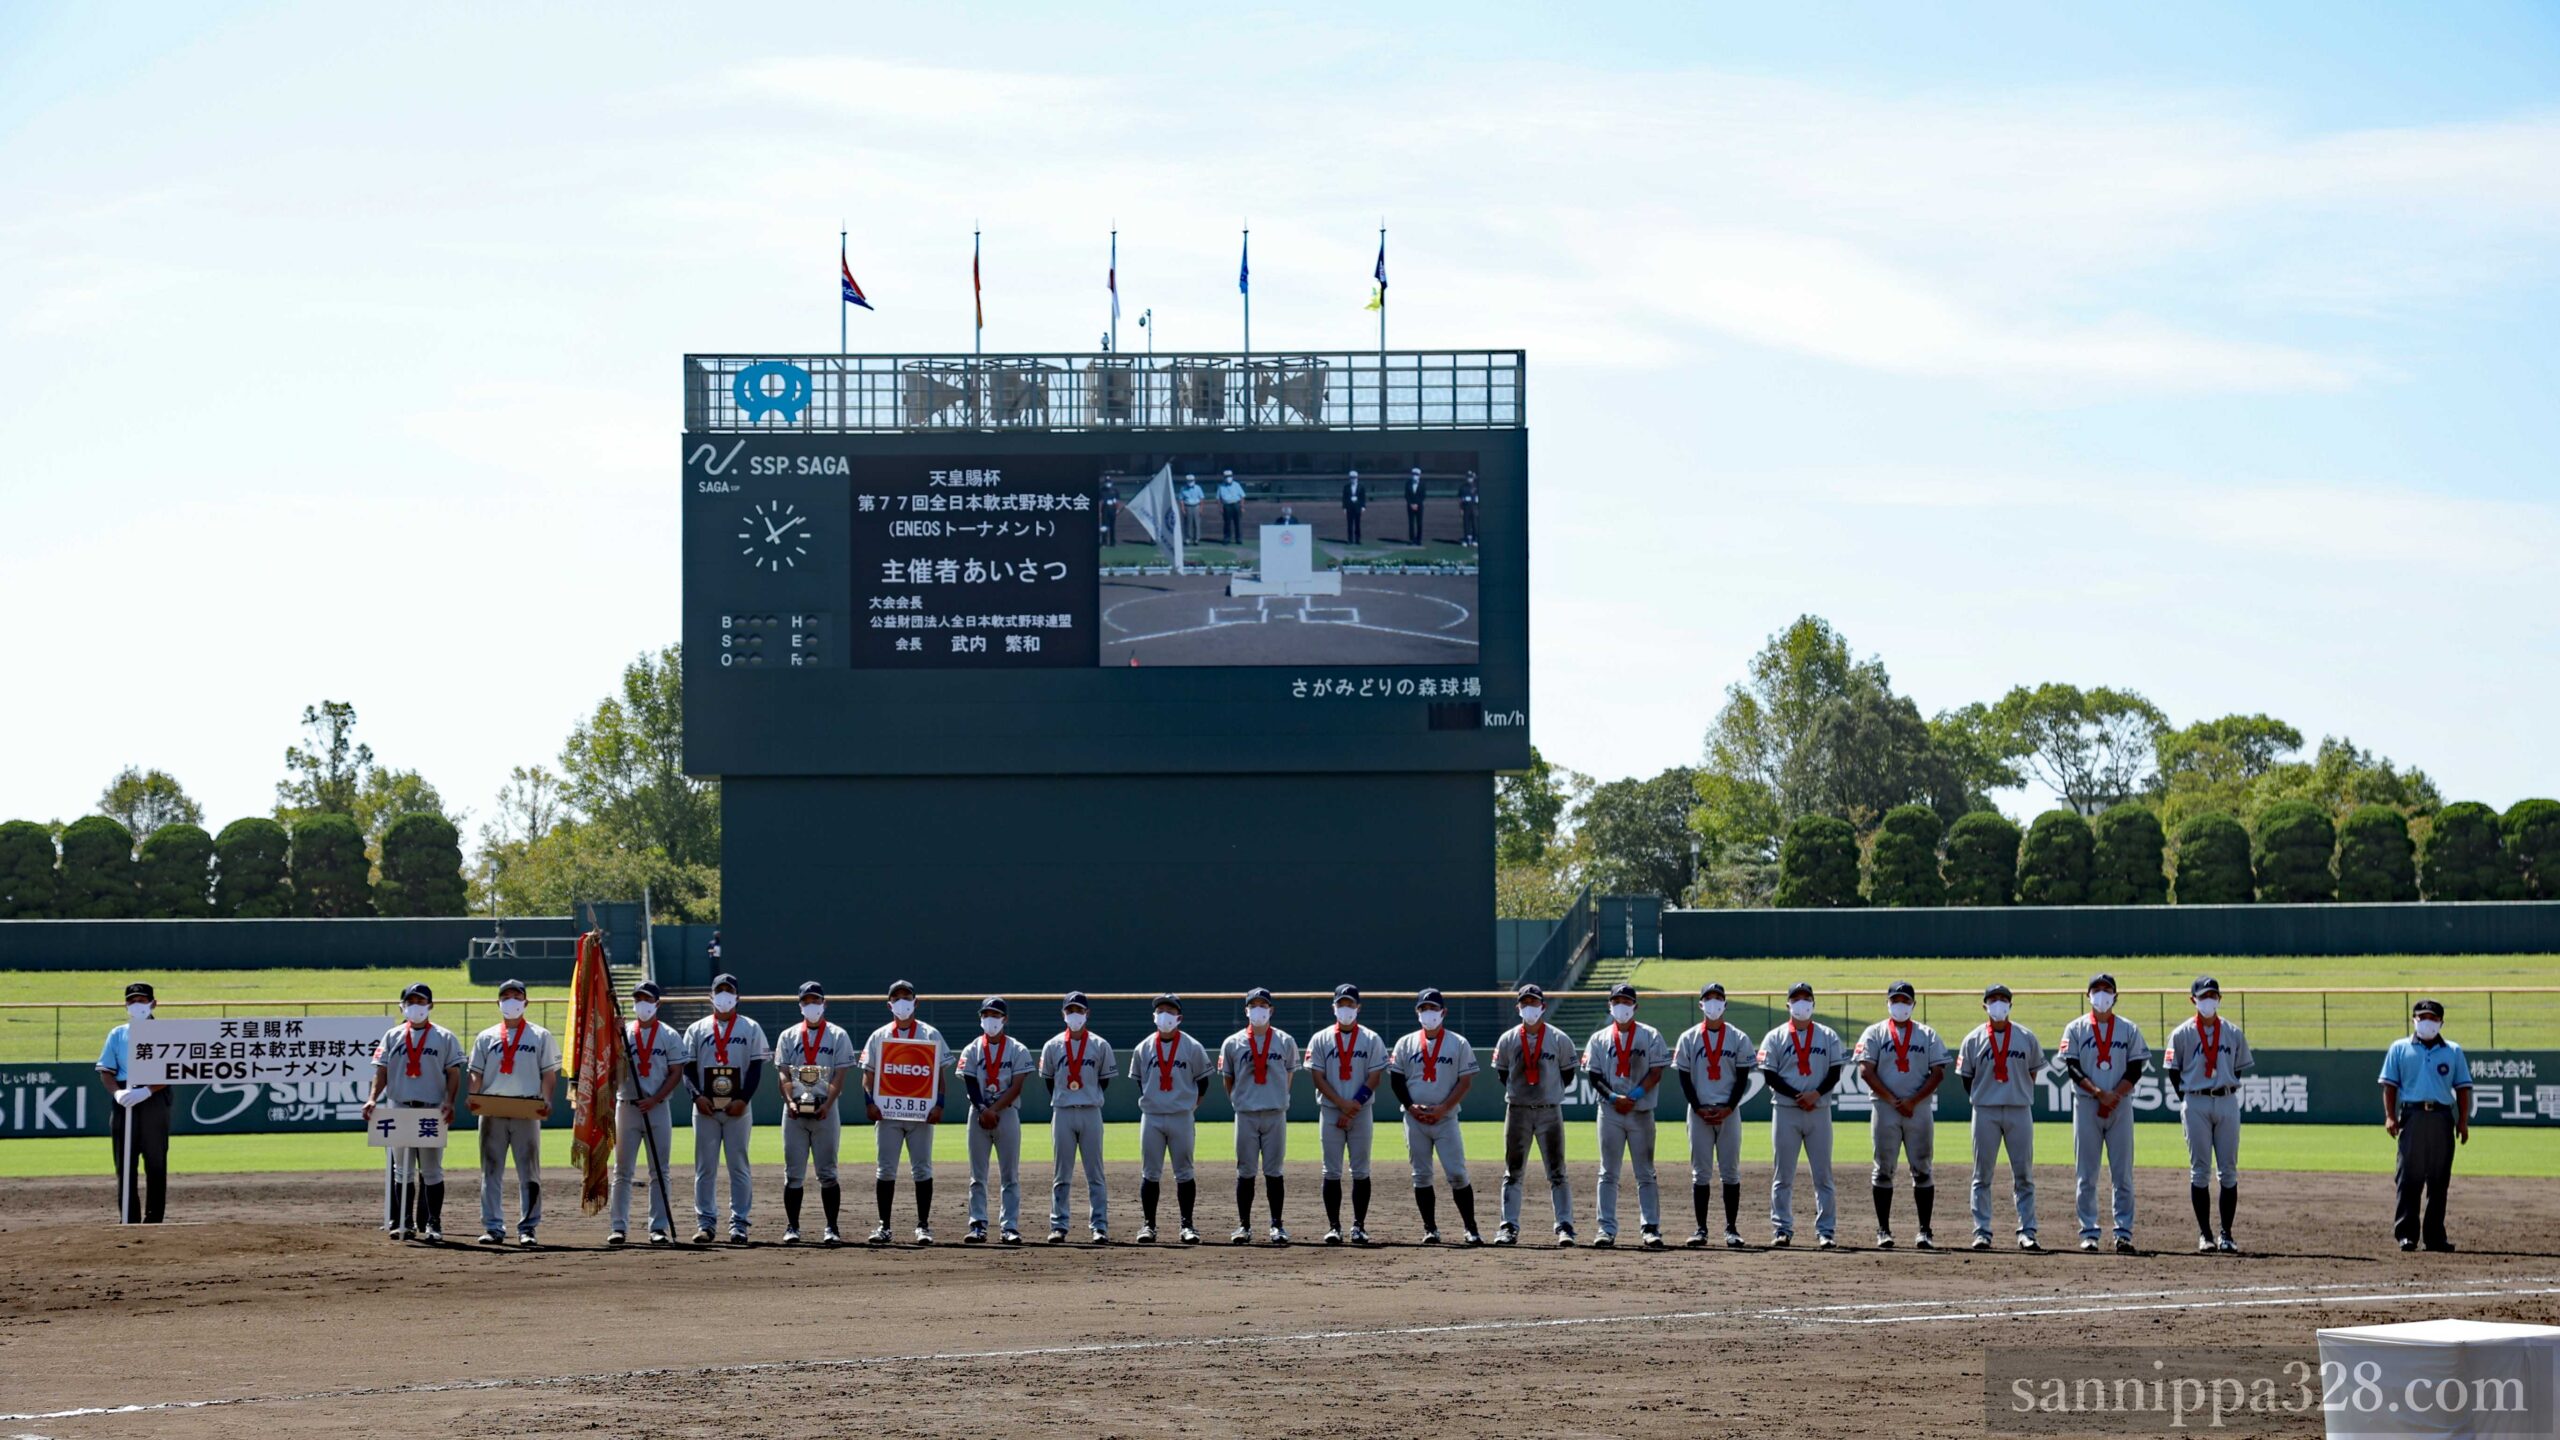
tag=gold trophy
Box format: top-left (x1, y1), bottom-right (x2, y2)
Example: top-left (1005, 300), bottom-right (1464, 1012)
top-left (785, 1064), bottom-right (833, 1117)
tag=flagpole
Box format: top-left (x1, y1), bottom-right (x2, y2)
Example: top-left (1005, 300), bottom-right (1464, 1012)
top-left (1109, 228), bottom-right (1118, 356)
top-left (1377, 223), bottom-right (1387, 429)
top-left (1241, 225), bottom-right (1251, 361)
top-left (973, 226), bottom-right (982, 360)
top-left (840, 228), bottom-right (848, 358)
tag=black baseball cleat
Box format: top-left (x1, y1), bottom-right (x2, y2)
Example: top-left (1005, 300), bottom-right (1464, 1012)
top-left (2080, 1237), bottom-right (2101, 1252)
top-left (1554, 1226), bottom-right (1577, 1248)
top-left (1875, 1233), bottom-right (1896, 1250)
top-left (963, 1224), bottom-right (987, 1245)
top-left (1640, 1228), bottom-right (1665, 1251)
top-left (1685, 1229), bottom-right (1710, 1249)
top-left (1135, 1224), bottom-right (1157, 1244)
top-left (1000, 1230), bottom-right (1022, 1246)
top-left (478, 1230), bottom-right (504, 1246)
top-left (2423, 1240), bottom-right (2457, 1253)
top-left (1724, 1230), bottom-right (1745, 1249)
top-left (647, 1231), bottom-right (672, 1247)
top-left (1179, 1227), bottom-right (1200, 1245)
top-left (867, 1224), bottom-right (892, 1246)
top-left (1592, 1233), bottom-right (1616, 1249)
top-left (823, 1228), bottom-right (843, 1247)
top-left (606, 1231), bottom-right (627, 1248)
top-left (1492, 1225), bottom-right (1518, 1247)
top-left (1323, 1227), bottom-right (1344, 1246)
top-left (1462, 1231), bottom-right (1484, 1247)
top-left (1047, 1229), bottom-right (1068, 1245)
top-left (2198, 1235), bottom-right (2219, 1252)
top-left (2399, 1238), bottom-right (2417, 1252)
top-left (1348, 1226), bottom-right (1372, 1247)
top-left (1971, 1234), bottom-right (1993, 1251)
top-left (2114, 1237), bottom-right (2137, 1255)
top-left (2017, 1234), bottom-right (2041, 1251)
top-left (1231, 1225), bottom-right (1253, 1245)
top-left (1269, 1227), bottom-right (1292, 1246)
top-left (1420, 1229), bottom-right (1443, 1245)
top-left (729, 1230), bottom-right (750, 1246)
top-left (1817, 1235), bottom-right (1838, 1250)
top-left (2217, 1235), bottom-right (2239, 1254)
top-left (1914, 1230), bottom-right (1937, 1251)
top-left (782, 1227), bottom-right (803, 1246)
top-left (1770, 1232), bottom-right (1792, 1248)
top-left (691, 1228), bottom-right (714, 1245)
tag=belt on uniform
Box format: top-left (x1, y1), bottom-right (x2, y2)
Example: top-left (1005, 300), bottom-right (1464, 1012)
top-left (2407, 1100), bottom-right (2452, 1113)
top-left (2186, 1086), bottom-right (2234, 1096)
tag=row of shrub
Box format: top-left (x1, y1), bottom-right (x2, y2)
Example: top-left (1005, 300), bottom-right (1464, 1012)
top-left (1775, 797), bottom-right (2560, 907)
top-left (0, 813), bottom-right (467, 919)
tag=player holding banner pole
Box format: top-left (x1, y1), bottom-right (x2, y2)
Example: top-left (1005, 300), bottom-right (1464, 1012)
top-left (860, 979), bottom-right (949, 1245)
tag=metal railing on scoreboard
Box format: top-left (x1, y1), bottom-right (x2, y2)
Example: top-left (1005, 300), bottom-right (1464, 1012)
top-left (684, 350), bottom-right (1525, 434)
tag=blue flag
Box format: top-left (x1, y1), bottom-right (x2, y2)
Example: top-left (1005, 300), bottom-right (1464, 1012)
top-left (1238, 232), bottom-right (1250, 295)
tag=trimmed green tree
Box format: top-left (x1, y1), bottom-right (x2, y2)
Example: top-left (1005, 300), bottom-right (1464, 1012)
top-left (2335, 804), bottom-right (2416, 902)
top-left (213, 816), bottom-right (294, 918)
top-left (378, 812), bottom-right (467, 917)
top-left (2088, 803), bottom-right (2168, 905)
top-left (56, 815), bottom-right (138, 918)
top-left (2171, 813), bottom-right (2254, 904)
top-left (2504, 798), bottom-right (2560, 900)
top-left (1863, 803), bottom-right (1945, 907)
top-left (2252, 800), bottom-right (2336, 903)
top-left (137, 822), bottom-right (215, 917)
top-left (0, 819), bottom-right (60, 918)
top-left (1774, 814), bottom-right (1861, 907)
top-left (2420, 801), bottom-right (2519, 901)
top-left (291, 812), bottom-right (374, 917)
top-left (2017, 809), bottom-right (2095, 905)
top-left (1943, 811), bottom-right (2020, 907)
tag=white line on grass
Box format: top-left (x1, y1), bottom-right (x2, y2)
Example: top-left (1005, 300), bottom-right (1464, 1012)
top-left (8, 1274), bottom-right (2557, 1423)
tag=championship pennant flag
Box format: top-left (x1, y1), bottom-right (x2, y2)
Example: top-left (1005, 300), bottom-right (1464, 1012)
top-left (563, 930), bottom-right (622, 1215)
top-left (841, 240), bottom-right (871, 311)
top-left (1366, 236), bottom-right (1387, 311)
top-left (1125, 463), bottom-right (1186, 570)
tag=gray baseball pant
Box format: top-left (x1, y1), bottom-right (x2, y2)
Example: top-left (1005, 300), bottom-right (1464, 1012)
top-left (611, 1097), bottom-right (674, 1235)
top-left (1234, 1108), bottom-right (1287, 1177)
top-left (1140, 1110), bottom-right (1197, 1182)
top-left (692, 1105), bottom-right (753, 1232)
top-left (874, 1117), bottom-right (933, 1182)
top-left (1870, 1102), bottom-right (1935, 1187)
top-left (1969, 1103), bottom-right (2036, 1238)
top-left (783, 1109), bottom-right (842, 1186)
top-left (1500, 1103), bottom-right (1572, 1231)
top-left (967, 1108), bottom-right (1022, 1232)
top-left (1404, 1113), bottom-right (1469, 1189)
top-left (1769, 1101), bottom-right (1835, 1239)
top-left (1595, 1105), bottom-right (1659, 1237)
top-left (1050, 1107), bottom-right (1108, 1232)
top-left (1319, 1105), bottom-right (1374, 1180)
top-left (1686, 1111), bottom-right (1743, 1186)
top-left (2073, 1097), bottom-right (2136, 1240)
top-left (477, 1114), bottom-right (542, 1236)
top-left (2181, 1091), bottom-right (2241, 1187)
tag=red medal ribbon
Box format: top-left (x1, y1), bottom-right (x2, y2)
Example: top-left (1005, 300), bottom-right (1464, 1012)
top-left (498, 1017), bottom-right (523, 1075)
top-left (1064, 1030), bottom-right (1087, 1090)
top-left (711, 1013), bottom-right (736, 1067)
top-left (1522, 1023), bottom-right (1545, 1086)
top-left (1248, 1027), bottom-right (1273, 1085)
top-left (1156, 1031), bottom-right (1179, 1091)
top-left (1702, 1021), bottom-right (1724, 1082)
top-left (1791, 1019), bottom-right (1813, 1076)
top-left (2091, 1012), bottom-right (2115, 1069)
top-left (1613, 1021), bottom-right (1636, 1079)
top-left (633, 1021), bottom-right (656, 1079)
top-left (1891, 1019), bottom-right (1913, 1073)
top-left (1421, 1028), bottom-right (1446, 1084)
top-left (801, 1023), bottom-right (824, 1066)
top-left (983, 1036), bottom-right (1003, 1088)
top-left (402, 1022), bottom-right (427, 1079)
top-left (1335, 1024), bottom-right (1357, 1082)
top-left (2200, 1016), bottom-right (2221, 1079)
top-left (1991, 1021), bottom-right (2010, 1083)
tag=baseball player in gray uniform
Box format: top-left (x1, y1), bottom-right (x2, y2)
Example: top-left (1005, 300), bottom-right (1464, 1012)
top-left (1040, 990), bottom-right (1114, 1243)
top-left (364, 981), bottom-right (466, 1242)
top-left (1585, 982), bottom-right (1672, 1249)
top-left (1957, 982), bottom-right (2043, 1250)
top-left (958, 996), bottom-right (1036, 1245)
top-left (1130, 993), bottom-right (1212, 1244)
top-left (774, 981), bottom-right (857, 1246)
top-left (684, 972), bottom-right (769, 1244)
top-left (1854, 979), bottom-right (1949, 1250)
top-left (1492, 982), bottom-right (1578, 1246)
top-left (2059, 972), bottom-right (2150, 1253)
top-left (859, 978), bottom-right (949, 1245)
top-left (2165, 975), bottom-right (2252, 1253)
top-left (1674, 981), bottom-right (1755, 1248)
top-left (1219, 986), bottom-right (1301, 1244)
top-left (1759, 981), bottom-right (1846, 1247)
top-left (1306, 983), bottom-right (1390, 1245)
top-left (1388, 987), bottom-right (1482, 1245)
top-left (467, 977), bottom-right (561, 1246)
top-left (609, 980), bottom-right (687, 1246)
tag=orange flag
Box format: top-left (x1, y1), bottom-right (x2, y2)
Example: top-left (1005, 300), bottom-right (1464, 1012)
top-left (564, 930), bottom-right (622, 1215)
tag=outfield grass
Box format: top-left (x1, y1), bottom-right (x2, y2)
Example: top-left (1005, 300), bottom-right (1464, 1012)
top-left (0, 965), bottom-right (539, 1063)
top-left (1627, 956), bottom-right (2560, 1050)
top-left (3, 1121), bottom-right (2550, 1180)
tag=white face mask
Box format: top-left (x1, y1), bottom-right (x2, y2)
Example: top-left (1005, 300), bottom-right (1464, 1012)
top-left (2089, 991), bottom-right (2116, 1014)
top-left (2414, 1018), bottom-right (2442, 1041)
top-left (1888, 1002), bottom-right (1914, 1023)
top-left (1700, 999), bottom-right (1726, 1020)
top-left (1332, 1006), bottom-right (1359, 1026)
top-left (632, 1001), bottom-right (658, 1022)
top-left (1418, 1009), bottom-right (1444, 1031)
top-left (980, 1016), bottom-right (1004, 1036)
top-left (1788, 1000), bottom-right (1815, 1022)
top-left (499, 998), bottom-right (527, 1021)
top-left (402, 1004), bottom-right (430, 1024)
top-left (1063, 1011), bottom-right (1088, 1032)
top-left (889, 998), bottom-right (916, 1021)
top-left (1154, 1012), bottom-right (1181, 1033)
top-left (800, 1004), bottom-right (825, 1024)
top-left (1246, 1006), bottom-right (1272, 1027)
top-left (1986, 1001), bottom-right (2012, 1021)
top-left (1608, 1003), bottom-right (1636, 1024)
top-left (1518, 1006), bottom-right (1544, 1025)
top-left (2193, 998), bottom-right (2219, 1018)
top-left (126, 1002), bottom-right (153, 1023)
top-left (710, 992), bottom-right (737, 1014)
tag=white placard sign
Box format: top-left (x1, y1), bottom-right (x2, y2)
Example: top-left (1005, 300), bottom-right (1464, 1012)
top-left (365, 1108), bottom-right (451, 1149)
top-left (127, 1016), bottom-right (388, 1088)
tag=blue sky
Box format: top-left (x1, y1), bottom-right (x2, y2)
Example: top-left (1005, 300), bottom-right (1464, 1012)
top-left (1, 2), bottom-right (2554, 834)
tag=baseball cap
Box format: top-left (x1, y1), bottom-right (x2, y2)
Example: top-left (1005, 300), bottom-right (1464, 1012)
top-left (633, 981), bottom-right (664, 1002)
top-left (1515, 984), bottom-right (1546, 1003)
top-left (1787, 981), bottom-right (1815, 1000)
top-left (1244, 987), bottom-right (1275, 1005)
top-left (2412, 998), bottom-right (2445, 1019)
top-left (1607, 982), bottom-right (1638, 1002)
top-left (1154, 993), bottom-right (1183, 1013)
top-left (980, 996), bottom-right (1008, 1016)
top-left (1062, 991), bottom-right (1090, 1010)
top-left (1982, 983), bottom-right (2013, 1002)
top-left (124, 981), bottom-right (154, 1002)
top-left (498, 978), bottom-right (528, 998)
top-left (710, 974), bottom-right (739, 994)
top-left (2087, 972), bottom-right (2118, 991)
top-left (1698, 982), bottom-right (1725, 999)
top-left (401, 982), bottom-right (435, 1004)
top-left (797, 981), bottom-right (825, 1001)
top-left (1886, 981), bottom-right (1916, 1001)
top-left (1416, 987), bottom-right (1446, 1007)
top-left (887, 979), bottom-right (917, 998)
top-left (2190, 976), bottom-right (2221, 998)
top-left (1333, 984), bottom-right (1362, 1004)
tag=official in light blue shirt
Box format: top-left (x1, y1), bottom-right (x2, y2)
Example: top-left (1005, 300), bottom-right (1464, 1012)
top-left (2377, 998), bottom-right (2471, 1252)
top-left (95, 980), bottom-right (172, 1223)
top-left (2377, 1026), bottom-right (2472, 1106)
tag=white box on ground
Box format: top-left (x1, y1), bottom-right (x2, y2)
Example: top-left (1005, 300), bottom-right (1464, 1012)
top-left (366, 1109), bottom-right (451, 1149)
top-left (2315, 1318), bottom-right (2559, 1439)
top-left (1229, 524), bottom-right (1341, 597)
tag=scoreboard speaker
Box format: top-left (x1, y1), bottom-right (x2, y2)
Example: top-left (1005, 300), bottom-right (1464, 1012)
top-left (1086, 360), bottom-right (1138, 423)
top-left (1171, 363), bottom-right (1229, 424)
top-left (1252, 358), bottom-right (1330, 426)
top-left (989, 362), bottom-right (1052, 425)
top-left (900, 364), bottom-right (974, 427)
